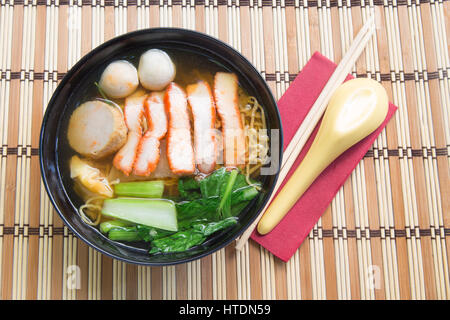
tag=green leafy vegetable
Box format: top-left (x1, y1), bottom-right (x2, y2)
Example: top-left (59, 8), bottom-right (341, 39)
top-left (191, 217), bottom-right (239, 236)
top-left (179, 177), bottom-right (200, 190)
top-left (101, 223), bottom-right (175, 243)
top-left (99, 168), bottom-right (261, 255)
top-left (175, 181), bottom-right (260, 224)
top-left (176, 197), bottom-right (220, 224)
top-left (149, 217), bottom-right (238, 254)
top-left (135, 224), bottom-right (174, 242)
top-left (177, 168), bottom-right (260, 220)
top-left (230, 185), bottom-right (259, 204)
top-left (218, 169), bottom-right (238, 218)
top-left (178, 178), bottom-right (201, 200)
top-left (198, 167), bottom-right (231, 198)
top-left (149, 231), bottom-right (206, 254)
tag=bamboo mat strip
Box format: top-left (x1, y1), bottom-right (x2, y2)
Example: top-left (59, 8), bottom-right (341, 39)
top-left (0, 0), bottom-right (449, 300)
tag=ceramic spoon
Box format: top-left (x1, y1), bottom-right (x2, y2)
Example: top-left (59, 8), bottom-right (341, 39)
top-left (257, 78), bottom-right (389, 235)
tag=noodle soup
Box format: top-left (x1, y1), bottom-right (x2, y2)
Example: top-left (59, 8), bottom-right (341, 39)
top-left (64, 47), bottom-right (270, 255)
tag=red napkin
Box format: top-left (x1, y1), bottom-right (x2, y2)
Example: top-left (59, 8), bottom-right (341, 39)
top-left (250, 51), bottom-right (398, 262)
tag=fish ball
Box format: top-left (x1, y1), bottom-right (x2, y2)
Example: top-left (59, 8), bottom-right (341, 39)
top-left (99, 60), bottom-right (139, 99)
top-left (138, 49), bottom-right (176, 91)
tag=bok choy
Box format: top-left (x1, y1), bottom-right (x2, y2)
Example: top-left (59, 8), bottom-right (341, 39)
top-left (101, 198), bottom-right (178, 231)
top-left (99, 168), bottom-right (261, 254)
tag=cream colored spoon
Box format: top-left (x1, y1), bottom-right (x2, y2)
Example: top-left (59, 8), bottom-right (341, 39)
top-left (257, 78), bottom-right (389, 235)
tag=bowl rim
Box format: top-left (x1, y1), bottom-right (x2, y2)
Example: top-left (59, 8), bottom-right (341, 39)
top-left (39, 27), bottom-right (283, 266)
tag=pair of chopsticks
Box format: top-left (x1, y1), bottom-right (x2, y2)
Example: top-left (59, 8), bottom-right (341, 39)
top-left (235, 15), bottom-right (376, 251)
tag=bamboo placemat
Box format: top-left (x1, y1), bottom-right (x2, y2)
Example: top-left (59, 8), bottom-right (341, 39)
top-left (0, 0), bottom-right (449, 300)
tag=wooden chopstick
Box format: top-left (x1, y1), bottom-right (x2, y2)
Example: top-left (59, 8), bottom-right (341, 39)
top-left (235, 15), bottom-right (376, 251)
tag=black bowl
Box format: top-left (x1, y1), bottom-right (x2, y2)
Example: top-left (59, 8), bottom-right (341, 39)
top-left (39, 28), bottom-right (283, 266)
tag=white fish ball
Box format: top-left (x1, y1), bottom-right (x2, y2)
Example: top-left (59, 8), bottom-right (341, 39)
top-left (138, 49), bottom-right (176, 91)
top-left (99, 60), bottom-right (139, 99)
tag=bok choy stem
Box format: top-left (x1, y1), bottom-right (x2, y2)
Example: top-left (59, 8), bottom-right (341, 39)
top-left (218, 169), bottom-right (238, 218)
top-left (108, 228), bottom-right (141, 241)
top-left (113, 180), bottom-right (164, 198)
top-left (100, 220), bottom-right (131, 234)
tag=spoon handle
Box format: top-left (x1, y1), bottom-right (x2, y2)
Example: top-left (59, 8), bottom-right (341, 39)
top-left (256, 140), bottom-right (334, 235)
